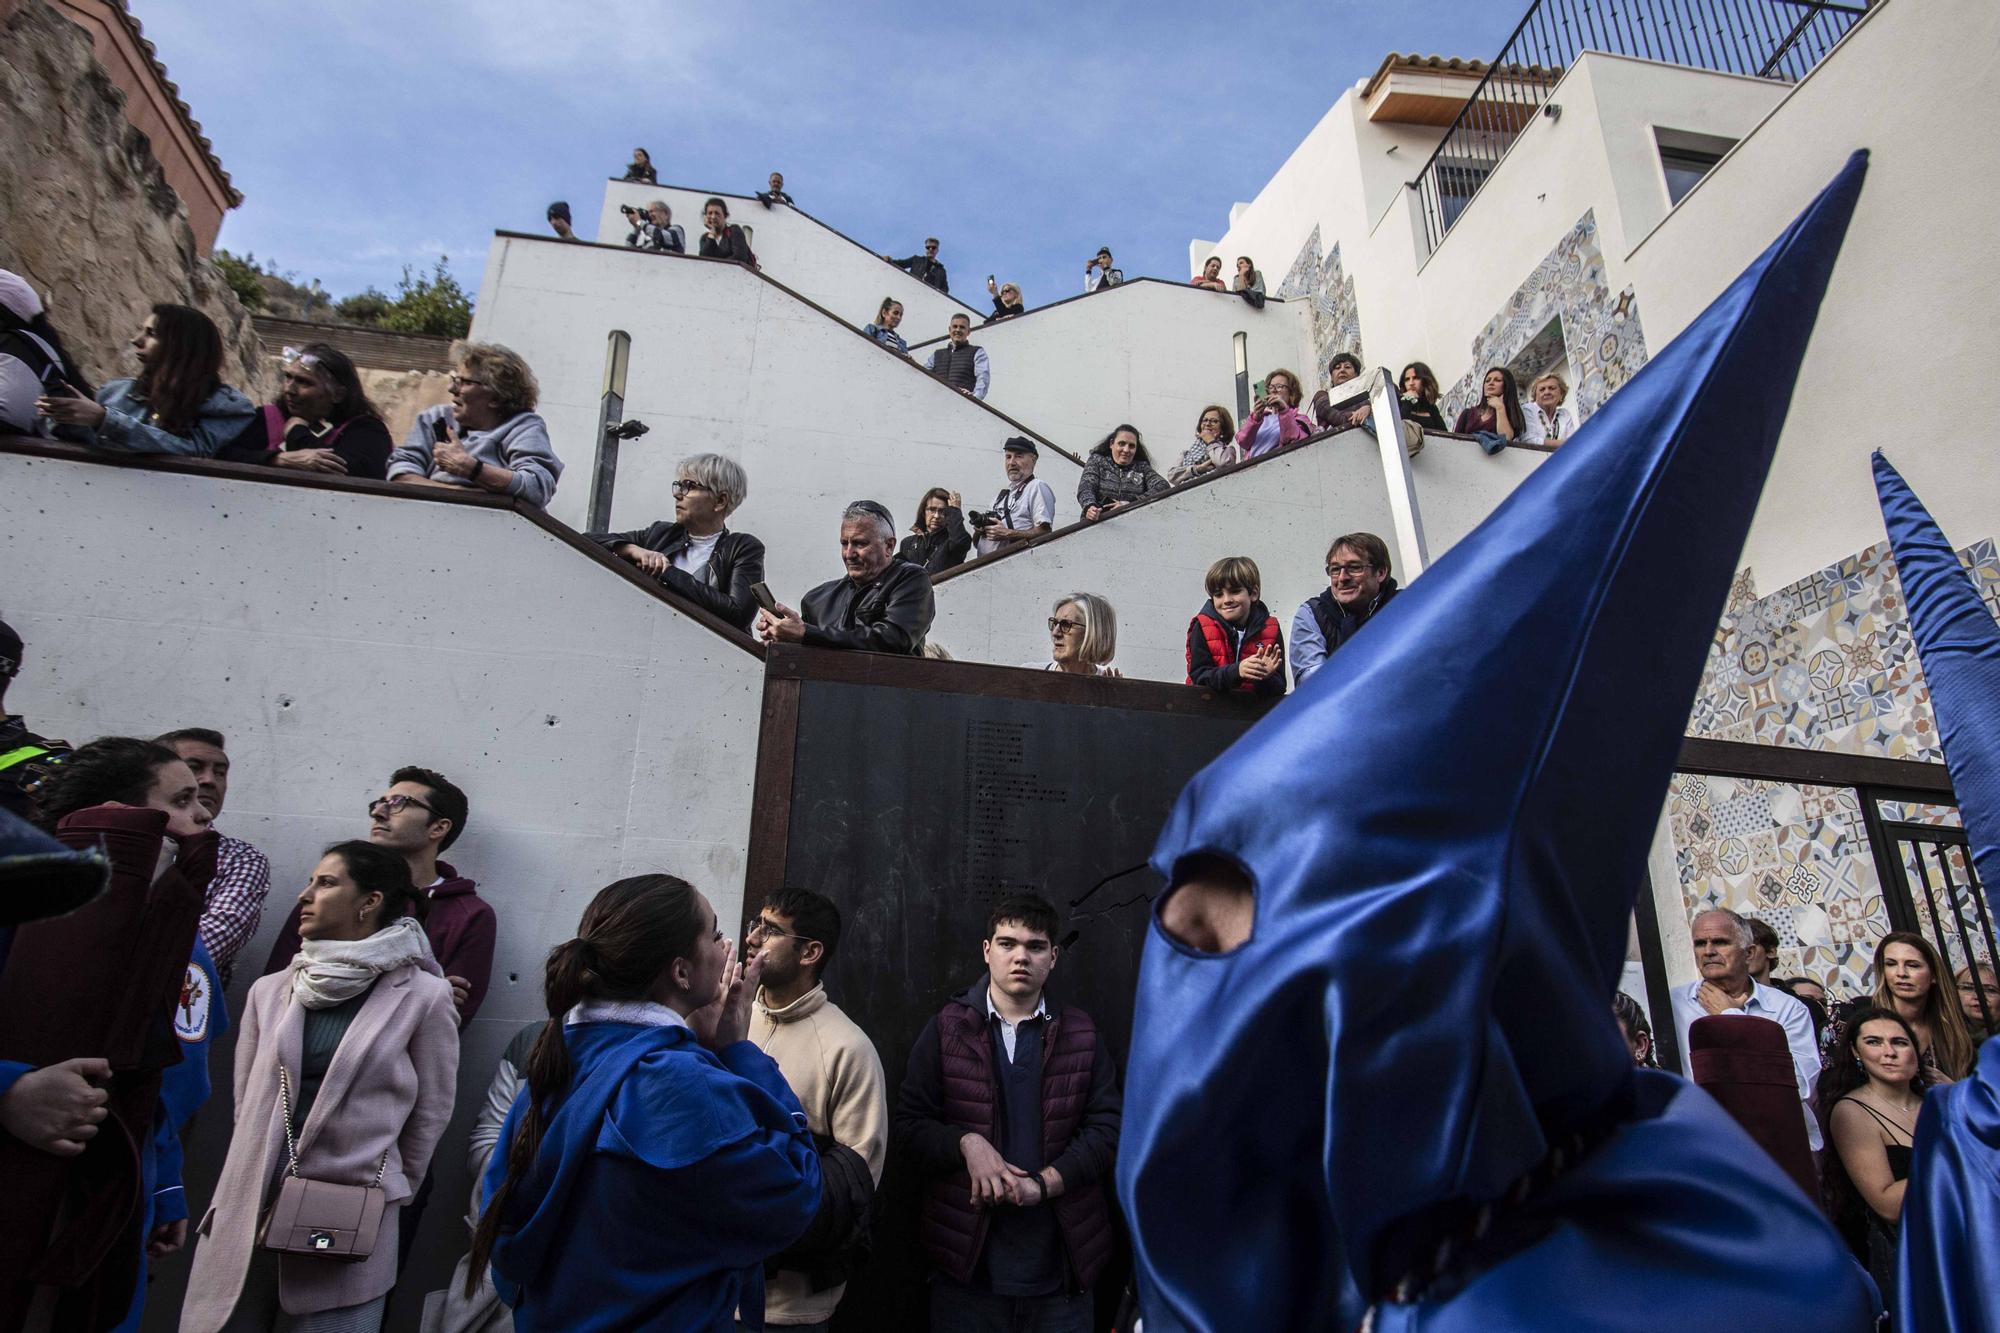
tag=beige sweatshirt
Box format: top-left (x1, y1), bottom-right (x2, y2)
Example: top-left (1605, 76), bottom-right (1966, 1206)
top-left (750, 983), bottom-right (889, 1326)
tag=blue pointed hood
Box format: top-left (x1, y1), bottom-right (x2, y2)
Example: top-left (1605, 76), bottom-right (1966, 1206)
top-left (1118, 152), bottom-right (1869, 1328)
top-left (1873, 452), bottom-right (2000, 893)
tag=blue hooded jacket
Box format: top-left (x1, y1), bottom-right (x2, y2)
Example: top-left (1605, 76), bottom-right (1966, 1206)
top-left (483, 1020), bottom-right (821, 1332)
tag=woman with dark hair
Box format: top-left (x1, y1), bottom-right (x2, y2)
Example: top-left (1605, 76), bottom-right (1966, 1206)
top-left (1956, 962), bottom-right (2000, 1037)
top-left (0, 268), bottom-right (95, 437)
top-left (469, 875), bottom-right (819, 1331)
top-left (1078, 424), bottom-right (1169, 520)
top-left (621, 148), bottom-right (657, 184)
top-left (1819, 1006), bottom-right (1927, 1308)
top-left (1835, 931), bottom-right (1976, 1082)
top-left (698, 197), bottom-right (757, 267)
top-left (1169, 405), bottom-right (1239, 484)
top-left (1611, 991), bottom-right (1659, 1068)
top-left (181, 839), bottom-right (456, 1332)
top-left (1396, 361), bottom-right (1449, 432)
top-left (37, 304), bottom-right (255, 455)
top-left (217, 343), bottom-right (393, 478)
top-left (1, 738), bottom-right (218, 1327)
top-left (1453, 365), bottom-right (1528, 453)
top-left (1232, 255), bottom-right (1266, 307)
top-left (898, 486), bottom-right (972, 573)
top-left (862, 298), bottom-right (908, 354)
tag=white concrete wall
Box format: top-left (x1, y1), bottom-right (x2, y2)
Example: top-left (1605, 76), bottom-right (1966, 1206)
top-left (595, 180), bottom-right (972, 334)
top-left (470, 235), bottom-right (1082, 605)
top-left (0, 450), bottom-right (764, 1320)
top-left (1192, 0), bottom-right (1998, 605)
top-left (905, 281), bottom-right (1314, 462)
top-left (1621, 0), bottom-right (2000, 593)
top-left (931, 430), bottom-right (1547, 684)
top-left (1196, 55), bottom-right (1785, 406)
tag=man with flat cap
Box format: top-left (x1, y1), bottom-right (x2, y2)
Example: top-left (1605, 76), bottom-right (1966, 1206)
top-left (975, 438), bottom-right (1056, 558)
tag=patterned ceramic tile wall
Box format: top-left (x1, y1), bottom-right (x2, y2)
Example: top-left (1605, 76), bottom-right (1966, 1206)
top-left (1274, 226), bottom-right (1362, 393)
top-left (1667, 537), bottom-right (2000, 997)
top-left (1439, 210), bottom-right (1649, 427)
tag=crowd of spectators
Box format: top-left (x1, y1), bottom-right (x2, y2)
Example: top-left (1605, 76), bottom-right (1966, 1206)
top-left (1, 615), bottom-right (1137, 1329)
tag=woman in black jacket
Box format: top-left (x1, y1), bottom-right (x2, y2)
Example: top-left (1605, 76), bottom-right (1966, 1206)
top-left (698, 197), bottom-right (757, 267)
top-left (898, 487), bottom-right (971, 574)
top-left (586, 452), bottom-right (766, 630)
top-left (217, 343), bottom-right (393, 478)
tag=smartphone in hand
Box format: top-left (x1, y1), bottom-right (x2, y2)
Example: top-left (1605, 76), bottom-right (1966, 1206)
top-left (751, 582), bottom-right (780, 614)
top-left (430, 416), bottom-right (450, 445)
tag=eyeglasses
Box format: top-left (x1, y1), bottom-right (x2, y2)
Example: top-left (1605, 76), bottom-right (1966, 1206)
top-left (448, 374), bottom-right (488, 390)
top-left (369, 793), bottom-right (437, 818)
top-left (1326, 562), bottom-right (1375, 579)
top-left (672, 479), bottom-right (712, 496)
top-left (1048, 617), bottom-right (1083, 634)
top-left (747, 917), bottom-right (815, 945)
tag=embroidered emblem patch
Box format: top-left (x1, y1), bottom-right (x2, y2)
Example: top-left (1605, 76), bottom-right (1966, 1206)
top-left (175, 962), bottom-right (210, 1043)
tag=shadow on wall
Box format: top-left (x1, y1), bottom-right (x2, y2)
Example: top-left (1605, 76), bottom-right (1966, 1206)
top-left (0, 0), bottom-right (261, 391)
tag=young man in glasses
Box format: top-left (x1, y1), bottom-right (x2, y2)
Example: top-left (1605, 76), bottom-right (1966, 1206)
top-left (745, 887), bottom-right (887, 1331)
top-left (262, 766), bottom-right (494, 1025)
top-left (895, 894), bottom-right (1121, 1333)
top-left (1289, 531), bottom-right (1399, 687)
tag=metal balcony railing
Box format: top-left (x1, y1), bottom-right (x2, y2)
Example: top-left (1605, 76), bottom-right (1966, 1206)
top-left (1410, 0), bottom-right (1869, 255)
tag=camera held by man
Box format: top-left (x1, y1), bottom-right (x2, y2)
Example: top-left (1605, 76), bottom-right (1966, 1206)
top-left (622, 200), bottom-right (686, 255)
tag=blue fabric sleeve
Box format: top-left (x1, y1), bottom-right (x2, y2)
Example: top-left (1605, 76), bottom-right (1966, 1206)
top-left (95, 396), bottom-right (254, 457)
top-left (0, 1059), bottom-right (32, 1103)
top-left (153, 1111), bottom-right (188, 1224)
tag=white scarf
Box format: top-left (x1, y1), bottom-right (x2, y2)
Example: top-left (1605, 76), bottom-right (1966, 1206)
top-left (290, 916), bottom-right (437, 1009)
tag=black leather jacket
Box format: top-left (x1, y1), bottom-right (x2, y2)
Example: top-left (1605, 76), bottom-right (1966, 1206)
top-left (588, 521), bottom-right (766, 629)
top-left (896, 507), bottom-right (972, 575)
top-left (799, 559), bottom-right (934, 654)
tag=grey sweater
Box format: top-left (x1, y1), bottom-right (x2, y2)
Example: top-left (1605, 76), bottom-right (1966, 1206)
top-left (390, 404), bottom-right (563, 508)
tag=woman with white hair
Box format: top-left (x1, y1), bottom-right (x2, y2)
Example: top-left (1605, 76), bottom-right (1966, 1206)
top-left (1522, 372), bottom-right (1580, 447)
top-left (389, 340), bottom-right (563, 507)
top-left (586, 452), bottom-right (766, 630)
top-left (1023, 593), bottom-right (1122, 676)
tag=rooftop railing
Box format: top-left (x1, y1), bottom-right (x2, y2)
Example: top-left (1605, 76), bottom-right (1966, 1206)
top-left (1410, 0), bottom-right (1869, 255)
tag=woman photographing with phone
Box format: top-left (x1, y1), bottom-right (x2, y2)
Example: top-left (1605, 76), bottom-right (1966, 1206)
top-left (36, 303), bottom-right (255, 456)
top-left (1234, 368), bottom-right (1310, 460)
top-left (467, 875), bottom-right (820, 1331)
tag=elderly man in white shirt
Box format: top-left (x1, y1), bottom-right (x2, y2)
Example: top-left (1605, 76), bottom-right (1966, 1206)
top-left (1671, 907), bottom-right (1823, 1150)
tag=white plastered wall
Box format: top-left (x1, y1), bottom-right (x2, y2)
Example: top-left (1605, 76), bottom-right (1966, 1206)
top-left (1620, 0), bottom-right (2000, 593)
top-left (595, 181), bottom-right (972, 334)
top-left (0, 451), bottom-right (764, 1315)
top-left (907, 282), bottom-right (1313, 462)
top-left (930, 431), bottom-right (1546, 684)
top-left (470, 235), bottom-right (1082, 605)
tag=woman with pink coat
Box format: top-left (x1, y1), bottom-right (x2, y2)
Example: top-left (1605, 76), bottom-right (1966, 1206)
top-left (1235, 367), bottom-right (1312, 459)
top-left (182, 840), bottom-right (458, 1332)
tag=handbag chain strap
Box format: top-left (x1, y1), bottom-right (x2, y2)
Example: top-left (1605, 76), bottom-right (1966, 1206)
top-left (277, 1064), bottom-right (390, 1187)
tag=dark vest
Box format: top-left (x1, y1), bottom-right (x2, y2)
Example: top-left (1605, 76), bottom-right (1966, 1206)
top-left (922, 999), bottom-right (1113, 1290)
top-left (1307, 579), bottom-right (1399, 656)
top-left (930, 342), bottom-right (981, 393)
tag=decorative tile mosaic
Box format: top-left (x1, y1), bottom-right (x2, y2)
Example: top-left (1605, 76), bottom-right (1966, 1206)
top-left (1275, 225), bottom-right (1363, 394)
top-left (1439, 210), bottom-right (1649, 427)
top-left (1668, 536), bottom-right (2000, 997)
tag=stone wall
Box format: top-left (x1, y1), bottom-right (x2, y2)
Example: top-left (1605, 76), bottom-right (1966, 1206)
top-left (0, 0), bottom-right (260, 391)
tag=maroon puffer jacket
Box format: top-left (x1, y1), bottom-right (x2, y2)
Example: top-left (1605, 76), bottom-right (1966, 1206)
top-left (919, 992), bottom-right (1115, 1287)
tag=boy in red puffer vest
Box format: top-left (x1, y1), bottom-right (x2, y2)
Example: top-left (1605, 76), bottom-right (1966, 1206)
top-left (1185, 556), bottom-right (1286, 697)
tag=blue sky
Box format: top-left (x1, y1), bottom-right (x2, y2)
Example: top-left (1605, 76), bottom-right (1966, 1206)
top-left (141, 0), bottom-right (1519, 315)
